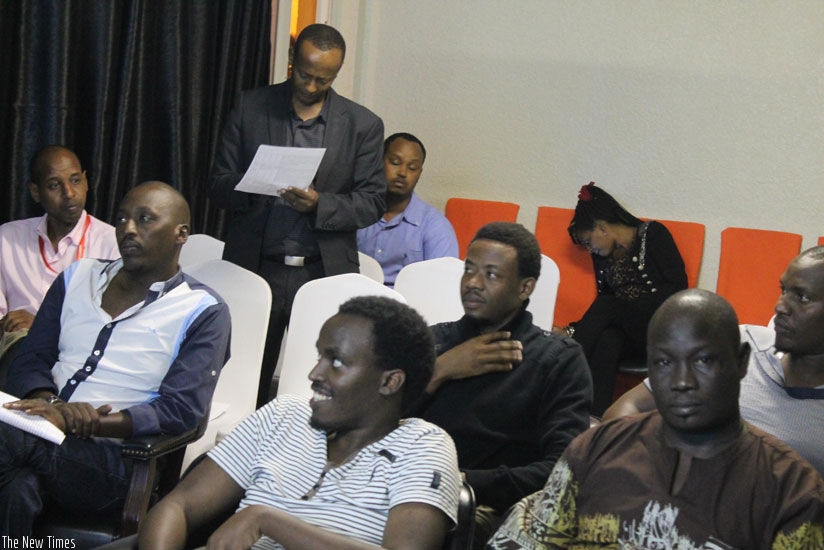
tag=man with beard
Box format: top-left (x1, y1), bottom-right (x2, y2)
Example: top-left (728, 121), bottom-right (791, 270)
top-left (357, 132), bottom-right (458, 287)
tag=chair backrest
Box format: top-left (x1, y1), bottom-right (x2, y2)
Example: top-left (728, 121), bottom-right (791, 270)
top-left (445, 198), bottom-right (520, 259)
top-left (394, 257), bottom-right (465, 325)
top-left (443, 481), bottom-right (476, 550)
top-left (277, 273), bottom-right (407, 399)
top-left (655, 219), bottom-right (705, 289)
top-left (179, 234), bottom-right (225, 267)
top-left (358, 251), bottom-right (385, 284)
top-left (534, 206), bottom-right (595, 327)
top-left (527, 255), bottom-right (560, 331)
top-left (716, 227), bottom-right (802, 325)
top-left (181, 259), bottom-right (271, 468)
top-left (819, 236), bottom-right (824, 246)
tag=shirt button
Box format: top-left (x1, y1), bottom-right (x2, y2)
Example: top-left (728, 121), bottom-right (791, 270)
top-left (211, 370), bottom-right (217, 376)
top-left (85, 366), bottom-right (92, 372)
top-left (93, 350), bottom-right (100, 356)
top-left (106, 323), bottom-right (112, 328)
top-left (632, 256), bottom-right (638, 262)
top-left (70, 380), bottom-right (77, 385)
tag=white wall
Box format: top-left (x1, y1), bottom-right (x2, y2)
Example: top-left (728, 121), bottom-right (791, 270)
top-left (325, 1), bottom-right (824, 289)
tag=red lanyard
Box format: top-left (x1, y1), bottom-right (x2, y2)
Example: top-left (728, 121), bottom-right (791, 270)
top-left (39, 215), bottom-right (92, 274)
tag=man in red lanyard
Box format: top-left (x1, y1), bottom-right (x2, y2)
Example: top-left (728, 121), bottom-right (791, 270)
top-left (0, 146), bottom-right (119, 342)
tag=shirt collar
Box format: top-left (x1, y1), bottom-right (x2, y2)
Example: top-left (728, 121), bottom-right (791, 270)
top-left (35, 210), bottom-right (89, 245)
top-left (98, 259), bottom-right (186, 313)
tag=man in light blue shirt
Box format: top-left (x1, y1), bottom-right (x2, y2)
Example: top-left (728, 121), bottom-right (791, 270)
top-left (357, 133), bottom-right (458, 287)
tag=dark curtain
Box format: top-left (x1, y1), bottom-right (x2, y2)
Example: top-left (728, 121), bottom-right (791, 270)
top-left (0, 0), bottom-right (272, 236)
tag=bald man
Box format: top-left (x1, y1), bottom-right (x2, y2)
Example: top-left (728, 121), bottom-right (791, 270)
top-left (0, 181), bottom-right (231, 537)
top-left (0, 145), bottom-right (119, 336)
top-left (488, 290), bottom-right (824, 549)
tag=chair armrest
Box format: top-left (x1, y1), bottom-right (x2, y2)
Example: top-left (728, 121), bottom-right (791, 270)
top-left (120, 424), bottom-right (205, 460)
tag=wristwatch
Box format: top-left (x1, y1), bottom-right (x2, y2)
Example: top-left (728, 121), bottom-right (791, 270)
top-left (46, 395), bottom-right (64, 405)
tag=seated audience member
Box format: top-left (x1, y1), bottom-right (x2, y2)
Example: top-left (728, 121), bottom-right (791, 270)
top-left (488, 289), bottom-right (824, 549)
top-left (357, 133), bottom-right (458, 286)
top-left (414, 222), bottom-right (592, 546)
top-left (604, 245), bottom-right (824, 475)
top-left (0, 181), bottom-right (231, 536)
top-left (0, 145), bottom-right (119, 336)
top-left (138, 296), bottom-right (460, 549)
top-left (553, 182), bottom-right (687, 416)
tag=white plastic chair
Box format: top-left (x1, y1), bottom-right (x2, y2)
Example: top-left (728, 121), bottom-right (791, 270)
top-left (394, 257), bottom-right (465, 325)
top-left (276, 273), bottom-right (406, 399)
top-left (358, 251), bottom-right (385, 284)
top-left (527, 255), bottom-right (560, 331)
top-left (181, 259), bottom-right (271, 470)
top-left (179, 234), bottom-right (225, 268)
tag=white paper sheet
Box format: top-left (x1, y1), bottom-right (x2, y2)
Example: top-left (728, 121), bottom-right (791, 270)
top-left (0, 391), bottom-right (66, 445)
top-left (234, 145), bottom-right (326, 195)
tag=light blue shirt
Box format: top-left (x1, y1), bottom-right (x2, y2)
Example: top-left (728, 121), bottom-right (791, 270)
top-left (357, 193), bottom-right (458, 286)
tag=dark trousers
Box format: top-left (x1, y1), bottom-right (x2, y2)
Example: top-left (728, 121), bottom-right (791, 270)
top-left (573, 295), bottom-right (646, 416)
top-left (257, 259), bottom-right (325, 408)
top-left (0, 423), bottom-right (131, 537)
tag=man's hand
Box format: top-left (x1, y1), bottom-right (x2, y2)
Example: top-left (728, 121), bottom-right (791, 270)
top-left (3, 399), bottom-right (68, 433)
top-left (428, 331), bottom-right (523, 393)
top-left (1, 309), bottom-right (36, 333)
top-left (207, 505), bottom-right (267, 550)
top-left (58, 402), bottom-right (113, 439)
top-left (279, 186), bottom-right (319, 213)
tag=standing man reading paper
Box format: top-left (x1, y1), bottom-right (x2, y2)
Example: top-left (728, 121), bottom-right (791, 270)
top-left (209, 23), bottom-right (385, 407)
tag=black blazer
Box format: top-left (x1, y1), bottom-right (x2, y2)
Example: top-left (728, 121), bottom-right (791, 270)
top-left (209, 82), bottom-right (386, 276)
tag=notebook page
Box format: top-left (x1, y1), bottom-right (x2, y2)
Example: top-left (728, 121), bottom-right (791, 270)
top-left (0, 391), bottom-right (66, 445)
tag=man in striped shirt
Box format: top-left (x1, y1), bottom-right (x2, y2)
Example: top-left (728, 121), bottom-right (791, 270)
top-left (140, 296), bottom-right (461, 549)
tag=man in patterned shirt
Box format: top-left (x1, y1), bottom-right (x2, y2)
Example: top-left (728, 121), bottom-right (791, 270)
top-left (140, 296), bottom-right (461, 550)
top-left (488, 289), bottom-right (824, 549)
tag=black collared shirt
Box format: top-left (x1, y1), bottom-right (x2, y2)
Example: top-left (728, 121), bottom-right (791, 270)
top-left (261, 88), bottom-right (330, 257)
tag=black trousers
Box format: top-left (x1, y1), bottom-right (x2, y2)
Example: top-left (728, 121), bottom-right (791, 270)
top-left (257, 259), bottom-right (325, 408)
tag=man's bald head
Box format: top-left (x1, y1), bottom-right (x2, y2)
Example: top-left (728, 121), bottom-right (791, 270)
top-left (647, 290), bottom-right (749, 447)
top-left (649, 289), bottom-right (741, 351)
top-left (127, 181), bottom-right (191, 226)
top-left (116, 181), bottom-right (191, 278)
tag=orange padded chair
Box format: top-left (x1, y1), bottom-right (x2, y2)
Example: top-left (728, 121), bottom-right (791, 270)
top-left (818, 236), bottom-right (824, 246)
top-left (534, 206), bottom-right (595, 327)
top-left (655, 219), bottom-right (705, 289)
top-left (445, 198), bottom-right (520, 259)
top-left (716, 227), bottom-right (802, 326)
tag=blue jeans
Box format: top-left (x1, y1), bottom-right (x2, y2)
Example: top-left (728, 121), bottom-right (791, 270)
top-left (0, 422), bottom-right (131, 536)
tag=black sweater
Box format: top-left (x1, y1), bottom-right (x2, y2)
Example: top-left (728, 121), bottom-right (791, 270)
top-left (416, 309), bottom-right (593, 512)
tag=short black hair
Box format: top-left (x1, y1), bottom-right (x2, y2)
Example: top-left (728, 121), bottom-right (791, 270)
top-left (338, 296), bottom-right (434, 412)
top-left (472, 222), bottom-right (542, 280)
top-left (29, 145), bottom-right (81, 184)
top-left (384, 133), bottom-right (426, 161)
top-left (294, 23), bottom-right (346, 63)
top-left (568, 183), bottom-right (643, 245)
